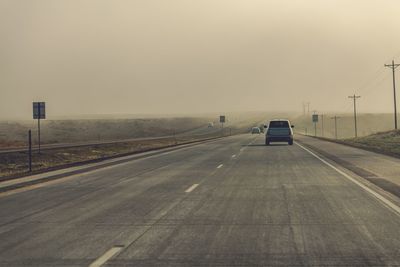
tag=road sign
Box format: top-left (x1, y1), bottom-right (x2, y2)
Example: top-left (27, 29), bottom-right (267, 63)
top-left (33, 102), bottom-right (46, 119)
top-left (312, 114), bottom-right (318, 123)
top-left (33, 102), bottom-right (46, 153)
top-left (220, 115), bottom-right (225, 123)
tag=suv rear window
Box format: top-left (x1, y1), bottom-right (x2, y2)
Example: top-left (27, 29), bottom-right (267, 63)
top-left (269, 121), bottom-right (289, 128)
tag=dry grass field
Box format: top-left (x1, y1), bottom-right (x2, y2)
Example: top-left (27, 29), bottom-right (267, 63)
top-left (342, 130), bottom-right (400, 157)
top-left (0, 117), bottom-right (210, 148)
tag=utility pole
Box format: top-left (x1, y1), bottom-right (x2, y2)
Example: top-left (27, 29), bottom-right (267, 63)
top-left (302, 102), bottom-right (310, 116)
top-left (331, 116), bottom-right (340, 139)
top-left (384, 60), bottom-right (400, 130)
top-left (348, 94), bottom-right (361, 138)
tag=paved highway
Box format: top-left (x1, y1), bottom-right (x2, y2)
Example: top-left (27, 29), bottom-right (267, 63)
top-left (0, 134), bottom-right (400, 266)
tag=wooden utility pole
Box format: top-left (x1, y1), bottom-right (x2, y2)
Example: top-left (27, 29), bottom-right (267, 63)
top-left (385, 60), bottom-right (400, 130)
top-left (348, 95), bottom-right (361, 138)
top-left (331, 116), bottom-right (340, 139)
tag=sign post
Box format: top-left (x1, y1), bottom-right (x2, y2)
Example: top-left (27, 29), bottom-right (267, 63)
top-left (219, 115), bottom-right (225, 136)
top-left (312, 114), bottom-right (318, 137)
top-left (28, 129), bottom-right (32, 172)
top-left (33, 102), bottom-right (46, 154)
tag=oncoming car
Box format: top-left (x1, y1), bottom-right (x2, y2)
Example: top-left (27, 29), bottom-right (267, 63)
top-left (264, 119), bottom-right (294, 145)
top-left (251, 127), bottom-right (261, 134)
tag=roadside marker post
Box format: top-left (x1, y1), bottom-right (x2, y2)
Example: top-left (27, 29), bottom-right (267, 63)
top-left (33, 102), bottom-right (46, 154)
top-left (321, 114), bottom-right (324, 137)
top-left (173, 129), bottom-right (177, 145)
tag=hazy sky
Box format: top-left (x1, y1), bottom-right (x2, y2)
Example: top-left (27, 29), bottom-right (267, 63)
top-left (1, 0), bottom-right (400, 119)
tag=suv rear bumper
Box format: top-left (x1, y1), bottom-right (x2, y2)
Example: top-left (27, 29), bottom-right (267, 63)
top-left (266, 136), bottom-right (293, 142)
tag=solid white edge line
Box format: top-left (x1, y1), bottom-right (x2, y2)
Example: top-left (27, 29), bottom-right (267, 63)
top-left (296, 142), bottom-right (400, 216)
top-left (89, 246), bottom-right (124, 267)
top-left (217, 164), bottom-right (223, 169)
top-left (185, 183), bottom-right (199, 193)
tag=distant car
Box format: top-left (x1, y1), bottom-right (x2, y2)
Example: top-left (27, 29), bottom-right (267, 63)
top-left (251, 127), bottom-right (261, 134)
top-left (208, 122), bottom-right (214, 128)
top-left (264, 119), bottom-right (294, 145)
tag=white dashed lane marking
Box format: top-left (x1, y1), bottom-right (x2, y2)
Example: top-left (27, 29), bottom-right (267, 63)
top-left (89, 246), bottom-right (124, 267)
top-left (185, 184), bottom-right (199, 193)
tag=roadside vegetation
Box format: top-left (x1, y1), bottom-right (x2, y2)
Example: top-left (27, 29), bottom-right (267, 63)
top-left (341, 130), bottom-right (400, 157)
top-left (0, 117), bottom-right (210, 148)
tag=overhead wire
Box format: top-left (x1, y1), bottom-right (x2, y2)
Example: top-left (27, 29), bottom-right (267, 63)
top-left (342, 50), bottom-right (400, 113)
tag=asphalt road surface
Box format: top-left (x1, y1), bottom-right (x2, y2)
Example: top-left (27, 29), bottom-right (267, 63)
top-left (1, 134), bottom-right (400, 266)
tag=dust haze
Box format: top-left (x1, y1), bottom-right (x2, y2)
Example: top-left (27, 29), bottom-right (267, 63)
top-left (1, 0), bottom-right (400, 119)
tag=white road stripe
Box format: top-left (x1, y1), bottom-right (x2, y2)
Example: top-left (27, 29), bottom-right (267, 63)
top-left (185, 183), bottom-right (199, 193)
top-left (217, 164), bottom-right (223, 169)
top-left (89, 246), bottom-right (124, 267)
top-left (296, 142), bottom-right (400, 216)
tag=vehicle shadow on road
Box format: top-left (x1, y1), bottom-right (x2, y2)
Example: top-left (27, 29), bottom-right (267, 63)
top-left (244, 144), bottom-right (288, 147)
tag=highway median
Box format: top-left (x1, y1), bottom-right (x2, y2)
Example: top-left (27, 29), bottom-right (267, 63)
top-left (0, 133), bottom-right (232, 182)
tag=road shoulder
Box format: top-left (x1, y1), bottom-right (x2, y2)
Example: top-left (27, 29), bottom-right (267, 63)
top-left (296, 135), bottom-right (400, 205)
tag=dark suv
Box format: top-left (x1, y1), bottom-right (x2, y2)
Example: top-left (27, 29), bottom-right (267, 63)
top-left (264, 119), bottom-right (294, 145)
